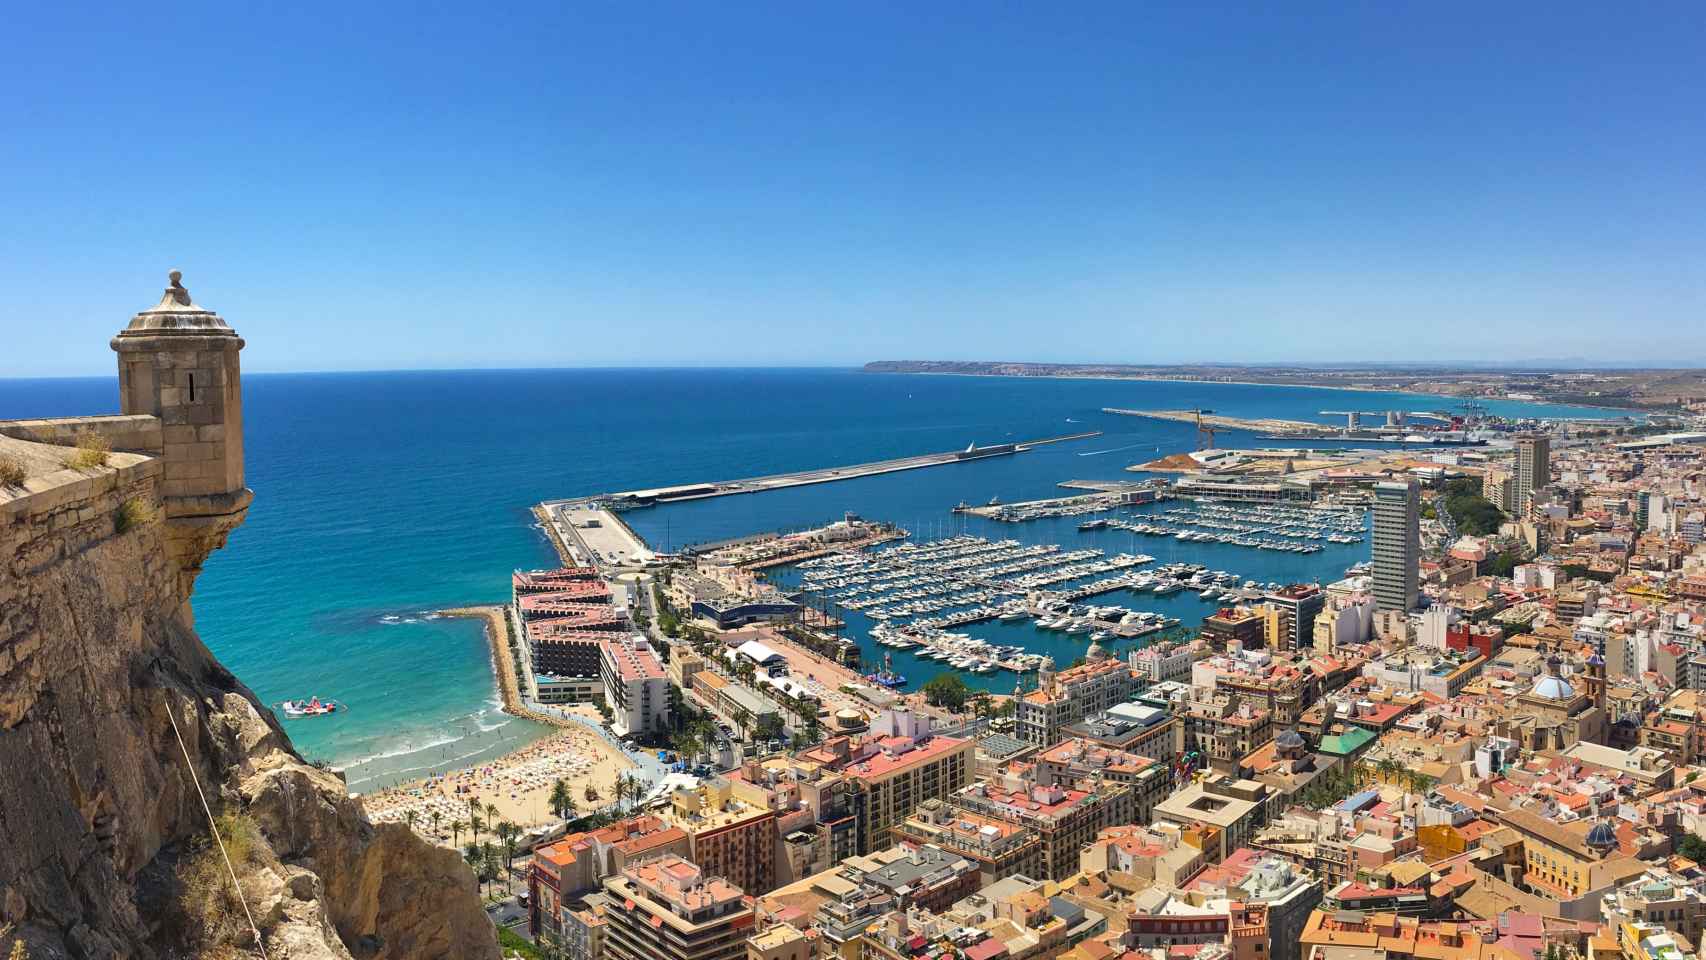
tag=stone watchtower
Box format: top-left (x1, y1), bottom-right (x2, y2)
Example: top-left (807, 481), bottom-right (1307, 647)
top-left (112, 271), bottom-right (252, 594)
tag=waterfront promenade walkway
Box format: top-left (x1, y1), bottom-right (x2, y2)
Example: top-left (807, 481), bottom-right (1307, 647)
top-left (440, 604), bottom-right (666, 790)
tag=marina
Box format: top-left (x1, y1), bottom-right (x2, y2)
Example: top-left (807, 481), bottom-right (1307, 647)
top-left (785, 530), bottom-right (1299, 681)
top-left (748, 486), bottom-right (1379, 694)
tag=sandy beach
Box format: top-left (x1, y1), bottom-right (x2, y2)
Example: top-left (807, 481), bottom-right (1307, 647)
top-left (361, 720), bottom-right (634, 839)
top-left (358, 603), bottom-right (637, 841)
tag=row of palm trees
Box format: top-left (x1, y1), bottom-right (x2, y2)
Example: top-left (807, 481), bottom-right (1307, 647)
top-left (398, 796), bottom-right (526, 852)
top-left (672, 719), bottom-right (721, 769)
top-left (1368, 756), bottom-right (1437, 795)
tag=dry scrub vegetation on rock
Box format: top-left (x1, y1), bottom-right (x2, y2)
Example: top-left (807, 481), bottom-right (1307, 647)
top-left (169, 812), bottom-right (272, 956)
top-left (62, 430), bottom-right (112, 470)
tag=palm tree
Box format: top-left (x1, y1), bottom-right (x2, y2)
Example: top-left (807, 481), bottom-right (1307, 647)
top-left (404, 809), bottom-right (419, 831)
top-left (470, 812), bottom-right (485, 842)
top-left (478, 842), bottom-right (498, 898)
top-left (429, 810), bottom-right (442, 839)
top-left (484, 802), bottom-right (499, 829)
top-left (673, 730), bottom-right (700, 766)
top-left (450, 819), bottom-right (465, 847)
top-left (498, 820), bottom-right (519, 874)
top-left (549, 778), bottom-right (573, 821)
top-left (463, 842), bottom-right (482, 891)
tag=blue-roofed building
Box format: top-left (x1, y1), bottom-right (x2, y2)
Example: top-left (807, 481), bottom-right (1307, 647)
top-left (1335, 787), bottom-right (1380, 814)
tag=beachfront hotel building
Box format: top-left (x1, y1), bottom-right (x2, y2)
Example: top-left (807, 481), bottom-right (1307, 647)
top-left (1372, 478), bottom-right (1420, 612)
top-left (600, 856), bottom-right (754, 960)
top-left (601, 635), bottom-right (671, 737)
top-left (1014, 653), bottom-right (1143, 747)
top-left (513, 566), bottom-right (630, 703)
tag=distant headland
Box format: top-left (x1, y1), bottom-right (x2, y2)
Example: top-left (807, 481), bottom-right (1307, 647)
top-left (863, 360), bottom-right (1706, 413)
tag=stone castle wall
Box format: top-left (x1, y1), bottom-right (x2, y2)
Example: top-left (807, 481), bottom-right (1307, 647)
top-left (0, 401), bottom-right (496, 955)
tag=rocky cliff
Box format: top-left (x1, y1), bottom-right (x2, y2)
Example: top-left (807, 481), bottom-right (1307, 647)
top-left (0, 429), bottom-right (500, 960)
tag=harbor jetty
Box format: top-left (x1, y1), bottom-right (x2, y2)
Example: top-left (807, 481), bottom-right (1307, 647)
top-left (549, 430), bottom-right (1103, 509)
top-left (1102, 407), bottom-right (1322, 434)
top-left (440, 605), bottom-right (587, 731)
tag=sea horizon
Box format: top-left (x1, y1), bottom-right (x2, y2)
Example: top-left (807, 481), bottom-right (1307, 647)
top-left (0, 367), bottom-right (1628, 792)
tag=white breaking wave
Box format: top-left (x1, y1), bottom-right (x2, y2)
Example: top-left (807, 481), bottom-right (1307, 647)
top-left (331, 731), bottom-right (463, 770)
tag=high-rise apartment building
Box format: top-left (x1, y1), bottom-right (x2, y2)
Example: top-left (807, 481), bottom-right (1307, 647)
top-left (1515, 434), bottom-right (1551, 514)
top-left (1371, 479), bottom-right (1419, 612)
top-left (601, 857), bottom-right (753, 960)
top-left (1260, 584), bottom-right (1325, 651)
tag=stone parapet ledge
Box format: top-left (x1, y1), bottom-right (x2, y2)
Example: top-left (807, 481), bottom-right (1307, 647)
top-left (0, 414), bottom-right (164, 455)
top-left (0, 435), bottom-right (158, 516)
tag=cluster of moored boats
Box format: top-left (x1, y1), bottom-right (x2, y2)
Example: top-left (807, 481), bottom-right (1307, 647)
top-left (981, 496), bottom-right (1127, 522)
top-left (798, 521), bottom-right (1338, 685)
top-left (796, 536), bottom-right (1152, 622)
top-left (1096, 501), bottom-right (1367, 554)
top-left (872, 625), bottom-right (1045, 675)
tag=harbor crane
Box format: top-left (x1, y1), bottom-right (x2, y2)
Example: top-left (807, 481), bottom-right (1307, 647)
top-left (1191, 409), bottom-right (1216, 450)
top-left (1320, 410), bottom-right (1393, 431)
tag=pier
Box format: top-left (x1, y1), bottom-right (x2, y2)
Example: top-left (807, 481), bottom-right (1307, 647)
top-left (1057, 479), bottom-right (1155, 492)
top-left (545, 431), bottom-right (1103, 510)
top-left (1102, 408), bottom-right (1323, 434)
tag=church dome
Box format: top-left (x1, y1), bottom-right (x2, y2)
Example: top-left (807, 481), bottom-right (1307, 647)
top-left (1531, 675), bottom-right (1576, 700)
top-left (1086, 640), bottom-right (1109, 663)
top-left (1275, 730), bottom-right (1306, 751)
top-left (1586, 820), bottom-right (1618, 850)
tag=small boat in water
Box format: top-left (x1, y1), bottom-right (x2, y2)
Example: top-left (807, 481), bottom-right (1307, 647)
top-left (279, 696), bottom-right (342, 718)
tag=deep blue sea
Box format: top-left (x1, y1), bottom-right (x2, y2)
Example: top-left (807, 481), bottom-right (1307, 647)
top-left (0, 368), bottom-right (1626, 790)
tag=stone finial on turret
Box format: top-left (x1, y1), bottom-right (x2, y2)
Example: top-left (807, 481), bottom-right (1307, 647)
top-left (116, 270), bottom-right (240, 340)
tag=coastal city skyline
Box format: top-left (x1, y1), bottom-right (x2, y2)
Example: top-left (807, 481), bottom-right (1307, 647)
top-left (9, 4), bottom-right (1706, 960)
top-left (7, 3), bottom-right (1706, 376)
top-left (9, 270), bottom-right (1706, 960)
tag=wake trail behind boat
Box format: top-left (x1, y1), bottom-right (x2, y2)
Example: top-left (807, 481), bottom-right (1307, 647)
top-left (1078, 442), bottom-right (1150, 457)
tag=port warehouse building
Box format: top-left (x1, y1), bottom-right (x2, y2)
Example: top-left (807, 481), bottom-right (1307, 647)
top-left (1170, 467), bottom-right (1432, 503)
top-left (666, 570), bottom-right (802, 630)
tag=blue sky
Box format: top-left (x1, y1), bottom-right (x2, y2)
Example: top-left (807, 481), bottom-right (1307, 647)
top-left (4, 2), bottom-right (1703, 375)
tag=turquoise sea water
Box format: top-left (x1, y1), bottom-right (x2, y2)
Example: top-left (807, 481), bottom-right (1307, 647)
top-left (0, 368), bottom-right (1628, 790)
